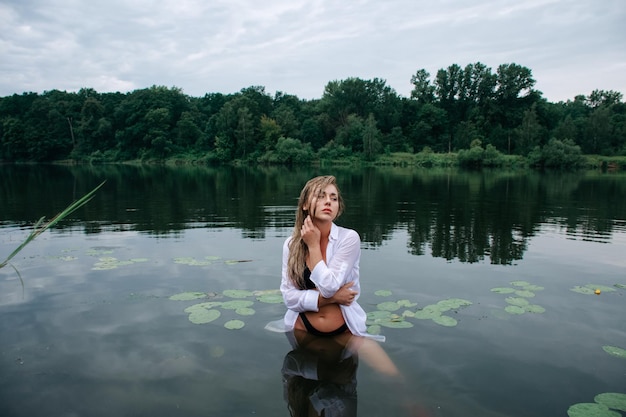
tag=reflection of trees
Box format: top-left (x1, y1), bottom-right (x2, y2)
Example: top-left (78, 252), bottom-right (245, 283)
top-left (1, 165), bottom-right (625, 264)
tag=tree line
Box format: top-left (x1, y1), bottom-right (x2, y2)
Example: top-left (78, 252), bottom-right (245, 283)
top-left (1, 62), bottom-right (624, 167)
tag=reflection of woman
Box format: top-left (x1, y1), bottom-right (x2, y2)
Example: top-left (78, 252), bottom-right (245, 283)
top-left (280, 175), bottom-right (381, 340)
top-left (282, 332), bottom-right (359, 417)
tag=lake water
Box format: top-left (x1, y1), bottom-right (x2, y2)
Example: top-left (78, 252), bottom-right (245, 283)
top-left (1, 164), bottom-right (625, 417)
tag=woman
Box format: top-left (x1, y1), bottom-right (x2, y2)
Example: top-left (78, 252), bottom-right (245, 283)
top-left (280, 175), bottom-right (380, 340)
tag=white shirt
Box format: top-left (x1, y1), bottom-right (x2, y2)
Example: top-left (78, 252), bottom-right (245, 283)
top-left (280, 222), bottom-right (384, 342)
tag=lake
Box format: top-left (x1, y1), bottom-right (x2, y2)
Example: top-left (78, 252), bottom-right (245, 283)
top-left (1, 164), bottom-right (625, 417)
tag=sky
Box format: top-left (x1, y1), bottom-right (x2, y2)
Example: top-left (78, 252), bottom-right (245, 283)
top-left (1, 0), bottom-right (625, 103)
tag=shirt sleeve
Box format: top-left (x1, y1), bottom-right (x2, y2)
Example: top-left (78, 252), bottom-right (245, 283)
top-left (309, 228), bottom-right (361, 299)
top-left (280, 237), bottom-right (320, 312)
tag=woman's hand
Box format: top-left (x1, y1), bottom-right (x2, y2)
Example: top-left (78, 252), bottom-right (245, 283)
top-left (300, 215), bottom-right (321, 248)
top-left (330, 281), bottom-right (358, 306)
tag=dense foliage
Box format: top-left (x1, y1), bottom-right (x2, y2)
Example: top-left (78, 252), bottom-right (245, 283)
top-left (1, 62), bottom-right (624, 168)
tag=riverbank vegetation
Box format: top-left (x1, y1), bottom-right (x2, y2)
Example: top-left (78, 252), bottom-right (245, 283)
top-left (1, 62), bottom-right (624, 170)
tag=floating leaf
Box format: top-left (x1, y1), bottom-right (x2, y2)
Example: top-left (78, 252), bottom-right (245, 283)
top-left (524, 304), bottom-right (546, 314)
top-left (595, 393), bottom-right (626, 412)
top-left (491, 287), bottom-right (516, 294)
top-left (567, 402), bottom-right (620, 417)
top-left (235, 307), bottom-right (255, 316)
top-left (223, 289), bottom-right (254, 298)
top-left (379, 320), bottom-right (414, 329)
top-left (402, 310), bottom-right (416, 318)
top-left (170, 292), bottom-right (207, 301)
top-left (432, 315), bottom-right (458, 327)
top-left (367, 324), bottom-right (382, 335)
top-left (571, 286), bottom-right (596, 295)
top-left (413, 307), bottom-right (442, 320)
top-left (367, 310), bottom-right (393, 322)
top-left (375, 290), bottom-right (393, 297)
top-left (523, 284), bottom-right (544, 291)
top-left (436, 298), bottom-right (472, 310)
top-left (256, 293), bottom-right (283, 304)
top-left (188, 309), bottom-right (221, 324)
top-left (397, 299), bottom-right (417, 307)
top-left (515, 290), bottom-right (535, 298)
top-left (603, 346), bottom-right (626, 359)
top-left (224, 319), bottom-right (245, 330)
top-left (377, 301), bottom-right (401, 311)
top-left (130, 258), bottom-right (149, 263)
top-left (504, 305), bottom-right (525, 315)
top-left (505, 297), bottom-right (530, 307)
top-left (615, 284), bottom-right (626, 289)
top-left (510, 280), bottom-right (531, 287)
top-left (585, 284), bottom-right (616, 293)
top-left (221, 300), bottom-right (254, 310)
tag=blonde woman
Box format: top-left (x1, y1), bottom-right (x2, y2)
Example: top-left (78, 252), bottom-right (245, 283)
top-left (280, 175), bottom-right (375, 339)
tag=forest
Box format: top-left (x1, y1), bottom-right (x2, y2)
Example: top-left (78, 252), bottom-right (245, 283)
top-left (0, 62), bottom-right (624, 168)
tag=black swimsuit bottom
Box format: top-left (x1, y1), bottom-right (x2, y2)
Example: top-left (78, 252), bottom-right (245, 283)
top-left (299, 312), bottom-right (349, 337)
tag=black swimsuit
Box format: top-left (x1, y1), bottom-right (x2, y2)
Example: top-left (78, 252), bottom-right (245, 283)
top-left (299, 266), bottom-right (349, 337)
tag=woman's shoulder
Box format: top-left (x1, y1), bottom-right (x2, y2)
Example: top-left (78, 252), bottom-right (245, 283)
top-left (333, 223), bottom-right (361, 242)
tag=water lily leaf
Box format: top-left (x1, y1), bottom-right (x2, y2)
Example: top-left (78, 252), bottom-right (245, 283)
top-left (432, 315), bottom-right (458, 327)
top-left (221, 300), bottom-right (254, 310)
top-left (375, 290), bottom-right (393, 297)
top-left (224, 319), bottom-right (245, 330)
top-left (367, 324), bottom-right (382, 335)
top-left (170, 292), bottom-right (207, 301)
top-left (413, 308), bottom-right (442, 320)
top-left (223, 289), bottom-right (254, 298)
top-left (594, 393), bottom-right (626, 412)
top-left (188, 309), bottom-right (221, 324)
top-left (523, 284), bottom-right (544, 291)
top-left (491, 287), bottom-right (516, 294)
top-left (402, 310), bottom-right (416, 318)
top-left (585, 284), bottom-right (616, 292)
top-left (184, 302), bottom-right (223, 314)
top-left (615, 284), bottom-right (626, 289)
top-left (437, 298), bottom-right (472, 310)
top-left (524, 304), bottom-right (546, 313)
top-left (505, 297), bottom-right (530, 307)
top-left (510, 280), bottom-right (531, 287)
top-left (235, 307), bottom-right (255, 316)
top-left (567, 402), bottom-right (620, 417)
top-left (515, 290), bottom-right (535, 298)
top-left (504, 305), bottom-right (525, 315)
top-left (174, 257), bottom-right (213, 266)
top-left (397, 299), bottom-right (417, 307)
top-left (602, 346), bottom-right (626, 359)
top-left (377, 301), bottom-right (401, 311)
top-left (130, 258), bottom-right (149, 263)
top-left (256, 293), bottom-right (283, 304)
top-left (367, 310), bottom-right (392, 321)
top-left (571, 286), bottom-right (596, 295)
top-left (379, 320), bottom-right (414, 329)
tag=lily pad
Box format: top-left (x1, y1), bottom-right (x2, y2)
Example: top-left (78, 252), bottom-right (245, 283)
top-left (367, 324), bottom-right (382, 335)
top-left (437, 298), bottom-right (472, 310)
top-left (567, 403), bottom-right (620, 417)
top-left (594, 393), bottom-right (626, 412)
top-left (510, 280), bottom-right (532, 287)
top-left (188, 309), bottom-right (221, 324)
top-left (522, 284), bottom-right (544, 291)
top-left (375, 290), bottom-right (393, 297)
top-left (221, 300), bottom-right (254, 310)
top-left (367, 310), bottom-right (393, 323)
top-left (257, 293), bottom-right (284, 304)
top-left (397, 299), bottom-right (417, 307)
top-left (571, 286), bottom-right (596, 295)
top-left (432, 315), bottom-right (458, 327)
top-left (377, 301), bottom-right (401, 311)
top-left (615, 284), bottom-right (626, 289)
top-left (379, 320), bottom-right (414, 329)
top-left (524, 304), bottom-right (546, 314)
top-left (170, 292), bottom-right (207, 301)
top-left (223, 289), bottom-right (254, 298)
top-left (603, 345), bottom-right (626, 359)
top-left (413, 309), bottom-right (442, 320)
top-left (224, 319), bottom-right (245, 330)
top-left (585, 284), bottom-right (616, 293)
top-left (505, 297), bottom-right (530, 307)
top-left (491, 287), bottom-right (516, 294)
top-left (504, 305), bottom-right (525, 315)
top-left (514, 290), bottom-right (535, 298)
top-left (235, 307), bottom-right (255, 316)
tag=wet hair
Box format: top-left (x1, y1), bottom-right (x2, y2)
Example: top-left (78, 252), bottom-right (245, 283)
top-left (287, 176), bottom-right (344, 289)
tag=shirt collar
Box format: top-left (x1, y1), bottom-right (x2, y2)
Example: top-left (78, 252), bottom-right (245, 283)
top-left (329, 222), bottom-right (339, 241)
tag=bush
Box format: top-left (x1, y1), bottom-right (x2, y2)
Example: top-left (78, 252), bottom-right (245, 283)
top-left (528, 138), bottom-right (585, 169)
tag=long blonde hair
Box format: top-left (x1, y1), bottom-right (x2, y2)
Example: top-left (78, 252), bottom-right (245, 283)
top-left (287, 175), bottom-right (345, 289)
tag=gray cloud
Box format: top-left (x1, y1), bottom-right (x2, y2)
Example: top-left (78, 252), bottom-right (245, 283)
top-left (0, 0), bottom-right (624, 101)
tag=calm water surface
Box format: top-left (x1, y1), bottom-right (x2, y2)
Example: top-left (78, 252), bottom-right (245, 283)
top-left (1, 164), bottom-right (625, 417)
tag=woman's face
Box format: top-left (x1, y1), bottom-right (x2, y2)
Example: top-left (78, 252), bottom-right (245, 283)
top-left (305, 184), bottom-right (339, 221)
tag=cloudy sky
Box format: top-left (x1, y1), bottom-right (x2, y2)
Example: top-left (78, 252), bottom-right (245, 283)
top-left (1, 0), bottom-right (624, 102)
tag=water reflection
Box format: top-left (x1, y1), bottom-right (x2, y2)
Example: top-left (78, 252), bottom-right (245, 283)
top-left (1, 164), bottom-right (625, 265)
